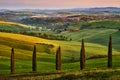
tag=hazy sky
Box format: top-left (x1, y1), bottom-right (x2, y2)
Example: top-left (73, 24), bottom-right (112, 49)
top-left (0, 0), bottom-right (120, 9)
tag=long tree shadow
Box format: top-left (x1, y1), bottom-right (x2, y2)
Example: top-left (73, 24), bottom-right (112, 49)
top-left (38, 57), bottom-right (72, 63)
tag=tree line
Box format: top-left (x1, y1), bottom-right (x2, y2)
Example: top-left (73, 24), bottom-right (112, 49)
top-left (0, 29), bottom-right (72, 41)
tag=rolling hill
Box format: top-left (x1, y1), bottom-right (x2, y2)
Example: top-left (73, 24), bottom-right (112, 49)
top-left (0, 32), bottom-right (58, 59)
top-left (0, 31), bottom-right (119, 59)
top-left (60, 29), bottom-right (120, 51)
top-left (0, 20), bottom-right (120, 75)
top-left (0, 20), bottom-right (120, 59)
top-left (0, 32), bottom-right (120, 74)
top-left (70, 20), bottom-right (120, 29)
top-left (0, 21), bottom-right (30, 31)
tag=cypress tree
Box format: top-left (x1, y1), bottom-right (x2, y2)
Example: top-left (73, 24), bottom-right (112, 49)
top-left (11, 48), bottom-right (15, 74)
top-left (80, 39), bottom-right (85, 70)
top-left (32, 45), bottom-right (37, 72)
top-left (56, 46), bottom-right (61, 71)
top-left (108, 34), bottom-right (112, 68)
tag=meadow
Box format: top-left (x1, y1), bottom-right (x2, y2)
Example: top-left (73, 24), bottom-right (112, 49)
top-left (0, 20), bottom-right (120, 79)
top-left (71, 20), bottom-right (120, 29)
top-left (0, 21), bottom-right (30, 31)
top-left (1, 56), bottom-right (120, 79)
top-left (0, 32), bottom-right (120, 74)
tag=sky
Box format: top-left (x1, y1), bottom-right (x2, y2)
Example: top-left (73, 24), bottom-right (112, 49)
top-left (0, 0), bottom-right (120, 9)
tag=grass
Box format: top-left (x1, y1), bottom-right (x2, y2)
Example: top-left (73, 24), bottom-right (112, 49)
top-left (0, 32), bottom-right (119, 75)
top-left (71, 20), bottom-right (120, 29)
top-left (0, 21), bottom-right (30, 31)
top-left (87, 20), bottom-right (120, 29)
top-left (0, 21), bottom-right (120, 79)
top-left (1, 69), bottom-right (120, 80)
top-left (0, 32), bottom-right (56, 45)
top-left (0, 33), bottom-right (57, 59)
top-left (52, 69), bottom-right (120, 80)
top-left (0, 56), bottom-right (120, 75)
top-left (60, 29), bottom-right (120, 51)
top-left (1, 32), bottom-right (119, 59)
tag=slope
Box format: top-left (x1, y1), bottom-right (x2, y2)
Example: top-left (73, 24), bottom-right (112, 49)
top-left (0, 32), bottom-right (120, 74)
top-left (61, 29), bottom-right (120, 51)
top-left (0, 32), bottom-right (119, 59)
top-left (0, 21), bottom-right (30, 31)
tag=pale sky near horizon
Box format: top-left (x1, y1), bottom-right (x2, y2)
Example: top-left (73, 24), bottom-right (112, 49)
top-left (0, 0), bottom-right (120, 9)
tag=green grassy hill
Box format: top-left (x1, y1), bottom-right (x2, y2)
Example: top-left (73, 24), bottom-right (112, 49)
top-left (70, 20), bottom-right (120, 29)
top-left (60, 29), bottom-right (120, 51)
top-left (0, 20), bottom-right (120, 76)
top-left (0, 21), bottom-right (30, 31)
top-left (0, 32), bottom-right (57, 59)
top-left (0, 32), bottom-right (120, 74)
top-left (1, 32), bottom-right (119, 59)
top-left (84, 20), bottom-right (120, 29)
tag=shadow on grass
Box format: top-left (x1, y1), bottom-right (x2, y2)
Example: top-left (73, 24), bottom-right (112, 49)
top-left (53, 70), bottom-right (120, 80)
top-left (38, 57), bottom-right (72, 63)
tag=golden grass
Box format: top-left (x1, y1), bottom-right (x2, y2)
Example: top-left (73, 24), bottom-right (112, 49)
top-left (0, 32), bottom-right (56, 45)
top-left (0, 32), bottom-right (119, 59)
top-left (0, 21), bottom-right (29, 28)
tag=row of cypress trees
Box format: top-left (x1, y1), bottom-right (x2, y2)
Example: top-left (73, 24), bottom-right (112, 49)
top-left (10, 34), bottom-right (112, 73)
top-left (10, 46), bottom-right (37, 74)
top-left (10, 45), bottom-right (62, 73)
top-left (80, 34), bottom-right (112, 70)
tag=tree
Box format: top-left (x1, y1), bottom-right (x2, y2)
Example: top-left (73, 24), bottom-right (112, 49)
top-left (108, 34), bottom-right (112, 68)
top-left (80, 39), bottom-right (86, 70)
top-left (11, 48), bottom-right (15, 74)
top-left (32, 45), bottom-right (37, 72)
top-left (56, 46), bottom-right (61, 71)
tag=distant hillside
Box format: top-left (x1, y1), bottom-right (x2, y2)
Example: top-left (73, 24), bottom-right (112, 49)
top-left (0, 32), bottom-right (57, 59)
top-left (87, 7), bottom-right (120, 12)
top-left (0, 7), bottom-right (120, 14)
top-left (60, 29), bottom-right (120, 52)
top-left (0, 21), bottom-right (30, 32)
top-left (0, 16), bottom-right (6, 21)
top-left (71, 20), bottom-right (120, 29)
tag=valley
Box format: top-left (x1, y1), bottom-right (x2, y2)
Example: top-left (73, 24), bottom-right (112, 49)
top-left (0, 7), bottom-right (120, 79)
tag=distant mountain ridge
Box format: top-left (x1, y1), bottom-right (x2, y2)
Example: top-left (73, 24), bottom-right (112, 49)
top-left (86, 7), bottom-right (120, 12)
top-left (0, 7), bottom-right (120, 16)
top-left (0, 7), bottom-right (120, 12)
